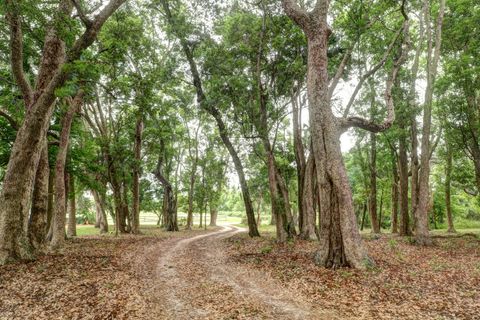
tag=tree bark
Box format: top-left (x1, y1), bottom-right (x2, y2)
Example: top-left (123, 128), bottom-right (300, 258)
top-left (186, 125), bottom-right (200, 230)
top-left (301, 154), bottom-right (317, 240)
top-left (154, 141), bottom-right (178, 232)
top-left (46, 166), bottom-right (55, 235)
top-left (284, 1), bottom-right (371, 268)
top-left (398, 135), bottom-right (411, 236)
top-left (368, 131), bottom-right (380, 233)
top-left (51, 92), bottom-right (83, 249)
top-left (209, 206), bottom-right (218, 227)
top-left (28, 144), bottom-right (50, 249)
top-left (414, 0), bottom-right (445, 245)
top-left (92, 190), bottom-right (109, 234)
top-left (360, 202), bottom-right (367, 231)
top-left (66, 174), bottom-right (76, 237)
top-left (445, 144), bottom-right (456, 233)
top-left (121, 177), bottom-right (131, 233)
top-left (132, 114), bottom-right (143, 235)
top-left (292, 90), bottom-right (306, 234)
top-left (409, 2), bottom-right (425, 220)
top-left (391, 154), bottom-right (399, 233)
top-left (0, 0), bottom-right (127, 264)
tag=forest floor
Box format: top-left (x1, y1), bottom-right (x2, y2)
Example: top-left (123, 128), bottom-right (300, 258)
top-left (0, 226), bottom-right (479, 319)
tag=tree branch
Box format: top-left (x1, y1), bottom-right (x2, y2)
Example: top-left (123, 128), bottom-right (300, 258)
top-left (71, 0), bottom-right (93, 27)
top-left (67, 0), bottom-right (128, 63)
top-left (6, 1), bottom-right (33, 107)
top-left (342, 25), bottom-right (404, 118)
top-left (282, 0), bottom-right (310, 30)
top-left (0, 108), bottom-right (19, 130)
top-left (328, 46), bottom-right (353, 100)
top-left (340, 17), bottom-right (410, 133)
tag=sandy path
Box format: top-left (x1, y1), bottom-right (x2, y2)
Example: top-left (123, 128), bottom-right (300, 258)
top-left (147, 225), bottom-right (336, 320)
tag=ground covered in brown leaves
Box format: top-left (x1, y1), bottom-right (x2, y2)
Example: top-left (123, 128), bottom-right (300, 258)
top-left (1, 227), bottom-right (479, 320)
top-left (0, 228), bottom-right (207, 320)
top-left (225, 232), bottom-right (480, 320)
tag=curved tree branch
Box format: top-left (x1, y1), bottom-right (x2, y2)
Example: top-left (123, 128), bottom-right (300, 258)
top-left (340, 17), bottom-right (410, 133)
top-left (342, 25), bottom-right (405, 118)
top-left (282, 0), bottom-right (310, 30)
top-left (6, 1), bottom-right (33, 108)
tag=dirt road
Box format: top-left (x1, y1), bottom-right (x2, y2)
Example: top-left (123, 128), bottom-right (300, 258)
top-left (143, 225), bottom-right (335, 320)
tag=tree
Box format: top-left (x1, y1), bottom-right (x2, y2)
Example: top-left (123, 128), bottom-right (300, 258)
top-left (51, 91), bottom-right (84, 249)
top-left (413, 0), bottom-right (446, 245)
top-left (157, 0), bottom-right (260, 237)
top-left (283, 0), bottom-right (409, 268)
top-left (0, 0), bottom-right (127, 264)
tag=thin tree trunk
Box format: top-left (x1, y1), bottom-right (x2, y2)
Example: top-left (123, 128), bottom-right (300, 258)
top-left (122, 177), bottom-right (131, 233)
top-left (46, 167), bottom-right (55, 235)
top-left (301, 154), bottom-right (317, 240)
top-left (292, 90), bottom-right (306, 234)
top-left (445, 144), bottom-right (456, 233)
top-left (66, 174), bottom-right (76, 237)
top-left (131, 114), bottom-right (143, 234)
top-left (51, 91), bottom-right (83, 249)
top-left (391, 154), bottom-right (399, 233)
top-left (378, 187), bottom-right (384, 231)
top-left (369, 131), bottom-right (380, 233)
top-left (360, 202), bottom-right (367, 231)
top-left (398, 135), bottom-right (411, 236)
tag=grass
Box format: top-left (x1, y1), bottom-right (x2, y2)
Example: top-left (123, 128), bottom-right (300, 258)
top-left (76, 225), bottom-right (101, 236)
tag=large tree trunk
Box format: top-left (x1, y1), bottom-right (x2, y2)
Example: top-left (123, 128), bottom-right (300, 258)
top-left (28, 144), bottom-right (50, 249)
top-left (161, 185), bottom-right (178, 232)
top-left (284, 1), bottom-right (372, 268)
top-left (445, 144), bottom-right (456, 233)
top-left (51, 92), bottom-right (83, 249)
top-left (300, 154), bottom-right (317, 240)
top-left (131, 113), bottom-right (143, 235)
top-left (209, 206), bottom-right (218, 227)
top-left (66, 174), bottom-right (76, 237)
top-left (413, 0), bottom-right (445, 245)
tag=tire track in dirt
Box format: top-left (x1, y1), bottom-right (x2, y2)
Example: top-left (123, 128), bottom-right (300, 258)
top-left (151, 225), bottom-right (337, 319)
